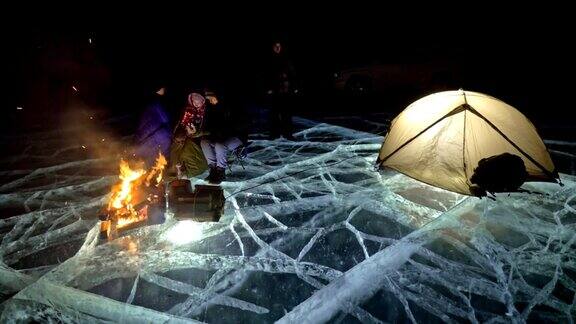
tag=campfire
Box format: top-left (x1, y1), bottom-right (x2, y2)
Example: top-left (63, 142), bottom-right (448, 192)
top-left (100, 152), bottom-right (167, 240)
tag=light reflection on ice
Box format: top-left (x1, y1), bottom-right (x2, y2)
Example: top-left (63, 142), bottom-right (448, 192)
top-left (164, 220), bottom-right (205, 245)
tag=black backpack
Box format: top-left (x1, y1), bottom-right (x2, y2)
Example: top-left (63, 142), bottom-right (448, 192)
top-left (470, 153), bottom-right (528, 197)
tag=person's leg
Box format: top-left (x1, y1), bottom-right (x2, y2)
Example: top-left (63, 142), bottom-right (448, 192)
top-left (181, 139), bottom-right (208, 177)
top-left (210, 138), bottom-right (242, 183)
top-left (200, 139), bottom-right (219, 182)
top-left (214, 143), bottom-right (229, 169)
top-left (210, 143), bottom-right (227, 184)
top-left (200, 139), bottom-right (217, 167)
top-left (223, 137), bottom-right (243, 152)
top-left (278, 96), bottom-right (294, 139)
top-left (269, 96), bottom-right (282, 139)
top-left (214, 137), bottom-right (243, 168)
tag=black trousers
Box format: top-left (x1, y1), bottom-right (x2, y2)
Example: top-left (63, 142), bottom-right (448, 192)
top-left (269, 95), bottom-right (294, 139)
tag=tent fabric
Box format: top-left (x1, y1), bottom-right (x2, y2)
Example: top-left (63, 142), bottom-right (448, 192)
top-left (377, 90), bottom-right (557, 195)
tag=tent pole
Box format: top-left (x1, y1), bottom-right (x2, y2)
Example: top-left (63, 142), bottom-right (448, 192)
top-left (377, 105), bottom-right (466, 166)
top-left (466, 106), bottom-right (558, 181)
top-left (462, 109), bottom-right (469, 183)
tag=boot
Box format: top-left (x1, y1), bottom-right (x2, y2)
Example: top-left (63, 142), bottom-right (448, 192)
top-left (204, 165), bottom-right (217, 183)
top-left (211, 166), bottom-right (226, 184)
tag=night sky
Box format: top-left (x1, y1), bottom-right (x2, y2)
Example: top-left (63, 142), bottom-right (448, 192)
top-left (4, 15), bottom-right (574, 136)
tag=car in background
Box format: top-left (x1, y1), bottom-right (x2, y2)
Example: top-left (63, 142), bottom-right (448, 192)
top-left (333, 61), bottom-right (461, 96)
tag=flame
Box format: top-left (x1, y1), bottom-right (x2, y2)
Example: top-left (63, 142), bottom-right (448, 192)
top-left (108, 160), bottom-right (146, 211)
top-left (107, 152), bottom-right (167, 229)
top-left (145, 152), bottom-right (168, 187)
top-left (116, 207), bottom-right (147, 228)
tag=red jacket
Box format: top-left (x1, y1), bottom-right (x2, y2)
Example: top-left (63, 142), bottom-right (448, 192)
top-left (180, 93), bottom-right (206, 129)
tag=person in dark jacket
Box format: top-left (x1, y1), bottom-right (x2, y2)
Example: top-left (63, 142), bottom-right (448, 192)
top-left (134, 87), bottom-right (172, 167)
top-left (185, 90), bottom-right (247, 184)
top-left (266, 41), bottom-right (298, 140)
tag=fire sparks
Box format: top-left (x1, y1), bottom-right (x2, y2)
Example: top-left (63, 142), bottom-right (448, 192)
top-left (106, 152), bottom-right (167, 229)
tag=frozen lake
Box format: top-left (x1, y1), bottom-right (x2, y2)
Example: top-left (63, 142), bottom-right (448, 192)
top-left (1, 117), bottom-right (575, 323)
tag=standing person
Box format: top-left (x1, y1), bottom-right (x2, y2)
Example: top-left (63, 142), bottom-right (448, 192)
top-left (266, 41), bottom-right (298, 140)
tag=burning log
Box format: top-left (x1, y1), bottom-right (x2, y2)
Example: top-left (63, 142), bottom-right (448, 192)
top-left (98, 152), bottom-right (224, 242)
top-left (99, 153), bottom-right (167, 242)
top-left (99, 186), bottom-right (165, 241)
top-left (99, 219), bottom-right (111, 240)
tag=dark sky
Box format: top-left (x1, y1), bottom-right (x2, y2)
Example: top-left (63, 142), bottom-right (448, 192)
top-left (5, 15), bottom-right (574, 123)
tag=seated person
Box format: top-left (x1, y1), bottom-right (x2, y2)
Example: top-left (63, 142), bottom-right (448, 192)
top-left (193, 90), bottom-right (248, 184)
top-left (134, 86), bottom-right (172, 167)
top-left (168, 92), bottom-right (208, 178)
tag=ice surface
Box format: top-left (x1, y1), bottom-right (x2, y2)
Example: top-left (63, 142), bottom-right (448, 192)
top-left (1, 117), bottom-right (576, 323)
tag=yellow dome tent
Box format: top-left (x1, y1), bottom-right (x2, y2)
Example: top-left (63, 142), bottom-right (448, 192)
top-left (376, 90), bottom-right (559, 195)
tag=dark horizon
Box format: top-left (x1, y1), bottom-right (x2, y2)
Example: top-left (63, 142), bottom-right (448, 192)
top-left (5, 25), bottom-right (574, 136)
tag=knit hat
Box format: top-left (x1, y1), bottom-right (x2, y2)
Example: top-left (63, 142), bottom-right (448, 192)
top-left (187, 92), bottom-right (205, 108)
